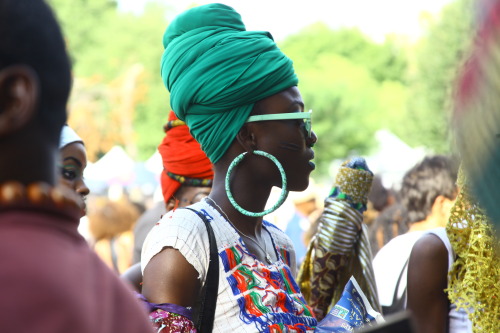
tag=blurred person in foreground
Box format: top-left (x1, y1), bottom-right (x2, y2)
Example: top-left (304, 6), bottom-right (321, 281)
top-left (140, 3), bottom-right (318, 332)
top-left (297, 157), bottom-right (380, 320)
top-left (0, 0), bottom-right (152, 331)
top-left (453, 0), bottom-right (500, 235)
top-left (373, 155), bottom-right (459, 316)
top-left (408, 2), bottom-right (500, 331)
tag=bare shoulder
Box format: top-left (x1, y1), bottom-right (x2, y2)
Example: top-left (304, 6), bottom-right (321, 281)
top-left (409, 233), bottom-right (448, 269)
top-left (142, 246), bottom-right (201, 307)
top-left (407, 233), bottom-right (450, 333)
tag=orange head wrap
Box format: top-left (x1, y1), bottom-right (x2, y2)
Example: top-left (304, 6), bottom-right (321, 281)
top-left (158, 111), bottom-right (214, 203)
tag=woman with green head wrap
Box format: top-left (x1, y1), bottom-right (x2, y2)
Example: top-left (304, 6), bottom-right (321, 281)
top-left (140, 3), bottom-right (318, 333)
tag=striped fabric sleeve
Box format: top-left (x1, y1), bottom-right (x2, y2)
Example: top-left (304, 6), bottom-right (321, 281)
top-left (305, 199), bottom-right (363, 319)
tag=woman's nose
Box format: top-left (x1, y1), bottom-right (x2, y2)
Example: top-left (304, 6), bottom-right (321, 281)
top-left (76, 179), bottom-right (90, 196)
top-left (308, 130), bottom-right (318, 147)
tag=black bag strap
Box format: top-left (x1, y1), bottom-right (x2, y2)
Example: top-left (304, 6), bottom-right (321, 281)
top-left (382, 259), bottom-right (409, 315)
top-left (185, 208), bottom-right (219, 333)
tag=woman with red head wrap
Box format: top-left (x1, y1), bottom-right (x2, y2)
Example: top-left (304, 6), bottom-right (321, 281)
top-left (122, 111), bottom-right (213, 291)
top-left (159, 111), bottom-right (213, 209)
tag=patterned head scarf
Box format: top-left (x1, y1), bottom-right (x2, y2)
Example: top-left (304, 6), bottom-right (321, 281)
top-left (158, 111), bottom-right (213, 203)
top-left (160, 3), bottom-right (298, 164)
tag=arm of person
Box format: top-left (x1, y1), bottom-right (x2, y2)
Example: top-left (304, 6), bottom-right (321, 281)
top-left (407, 234), bottom-right (449, 333)
top-left (121, 262), bottom-right (143, 292)
top-left (298, 158), bottom-right (375, 320)
top-left (142, 247), bottom-right (201, 308)
top-left (140, 247), bottom-right (201, 332)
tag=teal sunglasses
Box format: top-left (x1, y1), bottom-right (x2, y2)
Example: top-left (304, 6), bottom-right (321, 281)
top-left (245, 110), bottom-right (312, 138)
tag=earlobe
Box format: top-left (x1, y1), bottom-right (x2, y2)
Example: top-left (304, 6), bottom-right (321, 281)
top-left (0, 65), bottom-right (39, 137)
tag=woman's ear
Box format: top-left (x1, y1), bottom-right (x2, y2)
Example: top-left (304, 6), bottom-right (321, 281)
top-left (0, 65), bottom-right (39, 137)
top-left (236, 123), bottom-right (257, 153)
top-left (166, 197), bottom-right (179, 212)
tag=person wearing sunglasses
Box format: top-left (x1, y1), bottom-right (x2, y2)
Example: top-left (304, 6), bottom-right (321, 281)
top-left (140, 3), bottom-right (318, 332)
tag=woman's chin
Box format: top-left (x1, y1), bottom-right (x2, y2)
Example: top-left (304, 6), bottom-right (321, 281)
top-left (287, 179), bottom-right (311, 192)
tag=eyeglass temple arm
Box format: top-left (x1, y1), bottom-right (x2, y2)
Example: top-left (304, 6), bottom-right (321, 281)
top-left (246, 110), bottom-right (312, 123)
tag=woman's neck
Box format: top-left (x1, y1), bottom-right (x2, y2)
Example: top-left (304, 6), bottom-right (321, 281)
top-left (208, 173), bottom-right (272, 237)
top-left (408, 215), bottom-right (442, 232)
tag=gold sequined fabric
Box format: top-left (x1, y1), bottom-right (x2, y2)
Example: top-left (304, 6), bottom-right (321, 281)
top-left (446, 168), bottom-right (500, 332)
top-left (335, 160), bottom-right (374, 205)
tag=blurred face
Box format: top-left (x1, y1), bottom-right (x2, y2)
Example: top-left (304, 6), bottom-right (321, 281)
top-left (166, 186), bottom-right (212, 211)
top-left (59, 142), bottom-right (89, 216)
top-left (246, 86), bottom-right (317, 191)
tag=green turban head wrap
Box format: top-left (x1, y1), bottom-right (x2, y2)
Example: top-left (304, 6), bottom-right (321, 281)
top-left (160, 3), bottom-right (299, 164)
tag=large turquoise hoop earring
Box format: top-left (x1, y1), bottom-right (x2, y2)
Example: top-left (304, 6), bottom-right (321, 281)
top-left (225, 150), bottom-right (289, 217)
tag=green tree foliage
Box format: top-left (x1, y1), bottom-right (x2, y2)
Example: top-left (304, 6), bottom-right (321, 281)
top-left (49, 0), bottom-right (170, 161)
top-left (281, 24), bottom-right (408, 84)
top-left (280, 25), bottom-right (409, 175)
top-left (48, 0), bottom-right (471, 180)
top-left (404, 0), bottom-right (474, 152)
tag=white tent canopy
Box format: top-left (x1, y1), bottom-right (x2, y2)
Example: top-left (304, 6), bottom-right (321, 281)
top-left (365, 129), bottom-right (428, 190)
top-left (84, 146), bottom-right (135, 185)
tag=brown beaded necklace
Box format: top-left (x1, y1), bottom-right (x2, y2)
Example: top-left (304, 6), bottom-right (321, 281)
top-left (0, 181), bottom-right (84, 211)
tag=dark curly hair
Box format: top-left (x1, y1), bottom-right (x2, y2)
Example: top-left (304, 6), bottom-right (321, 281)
top-left (400, 155), bottom-right (459, 224)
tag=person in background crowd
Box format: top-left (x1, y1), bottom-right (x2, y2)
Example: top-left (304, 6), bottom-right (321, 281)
top-left (369, 195), bottom-right (408, 256)
top-left (373, 155), bottom-right (458, 315)
top-left (58, 124), bottom-right (90, 217)
top-left (122, 110), bottom-right (213, 291)
top-left (453, 0), bottom-right (500, 234)
top-left (364, 175), bottom-right (393, 228)
top-left (284, 182), bottom-right (319, 266)
top-left (298, 157), bottom-right (380, 320)
top-left (407, 168), bottom-right (476, 333)
top-left (89, 196), bottom-right (140, 274)
top-left (132, 110), bottom-right (213, 265)
top-left (141, 4), bottom-right (318, 332)
top-left (366, 175), bottom-right (403, 256)
top-left (0, 0), bottom-right (152, 331)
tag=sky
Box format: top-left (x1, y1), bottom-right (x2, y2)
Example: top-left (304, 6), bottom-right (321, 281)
top-left (119, 0), bottom-right (454, 42)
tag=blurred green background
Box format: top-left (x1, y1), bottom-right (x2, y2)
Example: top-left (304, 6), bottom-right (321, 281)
top-left (49, 0), bottom-right (474, 180)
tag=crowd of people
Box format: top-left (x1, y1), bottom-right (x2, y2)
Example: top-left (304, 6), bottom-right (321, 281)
top-left (0, 0), bottom-right (498, 332)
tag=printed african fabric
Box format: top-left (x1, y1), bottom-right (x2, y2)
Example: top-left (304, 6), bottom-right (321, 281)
top-left (142, 199), bottom-right (317, 332)
top-left (297, 159), bottom-right (380, 320)
top-left (149, 310), bottom-right (197, 333)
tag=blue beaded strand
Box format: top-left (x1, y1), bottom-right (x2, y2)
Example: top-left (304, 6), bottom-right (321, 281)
top-left (225, 150), bottom-right (288, 217)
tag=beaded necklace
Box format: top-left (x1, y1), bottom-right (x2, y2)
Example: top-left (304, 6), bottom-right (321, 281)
top-left (0, 181), bottom-right (83, 211)
top-left (206, 197), bottom-right (274, 264)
